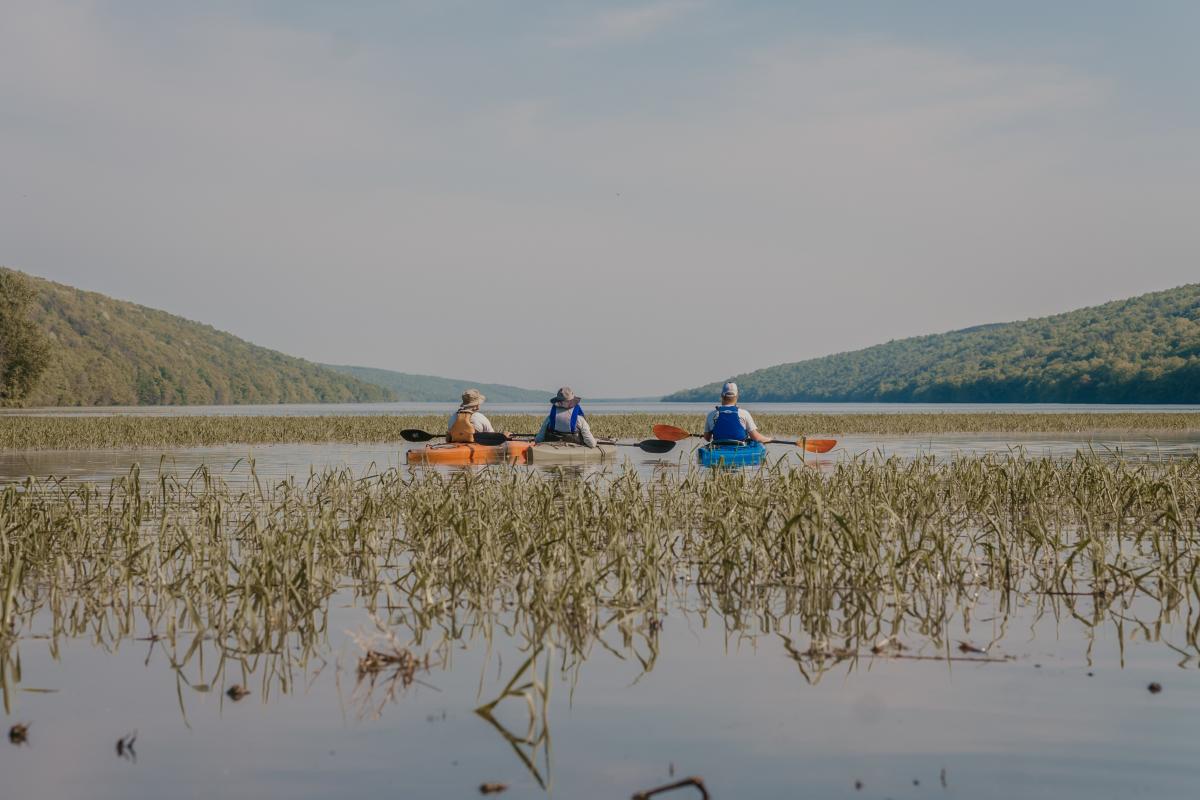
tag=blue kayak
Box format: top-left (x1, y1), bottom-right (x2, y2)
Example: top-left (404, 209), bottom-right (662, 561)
top-left (697, 440), bottom-right (767, 467)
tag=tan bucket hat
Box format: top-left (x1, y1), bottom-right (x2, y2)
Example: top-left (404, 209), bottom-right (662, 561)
top-left (551, 386), bottom-right (579, 408)
top-left (461, 388), bottom-right (486, 408)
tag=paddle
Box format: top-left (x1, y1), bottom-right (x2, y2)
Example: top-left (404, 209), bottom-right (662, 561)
top-left (402, 428), bottom-right (676, 453)
top-left (401, 428), bottom-right (512, 445)
top-left (651, 424), bottom-right (837, 454)
top-left (400, 428), bottom-right (441, 442)
top-left (503, 434), bottom-right (677, 453)
top-left (609, 439), bottom-right (677, 454)
top-left (770, 438), bottom-right (837, 453)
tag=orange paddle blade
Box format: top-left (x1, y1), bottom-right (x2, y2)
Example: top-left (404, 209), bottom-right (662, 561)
top-left (804, 438), bottom-right (837, 453)
top-left (652, 424), bottom-right (693, 442)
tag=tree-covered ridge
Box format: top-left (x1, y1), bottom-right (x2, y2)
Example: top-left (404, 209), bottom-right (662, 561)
top-left (0, 270), bottom-right (52, 405)
top-left (666, 284), bottom-right (1200, 403)
top-left (324, 364), bottom-right (548, 403)
top-left (6, 269), bottom-right (392, 406)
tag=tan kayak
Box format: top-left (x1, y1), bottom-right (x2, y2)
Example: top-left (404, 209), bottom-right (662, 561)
top-left (523, 441), bottom-right (617, 465)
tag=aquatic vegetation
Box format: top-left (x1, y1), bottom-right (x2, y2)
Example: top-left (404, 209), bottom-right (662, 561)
top-left (0, 411), bottom-right (1197, 450)
top-left (1, 454), bottom-right (1197, 690)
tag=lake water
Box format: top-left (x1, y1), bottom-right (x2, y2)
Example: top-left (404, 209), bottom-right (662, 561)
top-left (3, 400), bottom-right (1200, 416)
top-left (2, 406), bottom-right (1199, 799)
top-left (4, 584), bottom-right (1197, 800)
top-left (1, 432), bottom-right (1197, 486)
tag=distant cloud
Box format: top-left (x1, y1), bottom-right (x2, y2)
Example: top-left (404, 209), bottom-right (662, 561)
top-left (550, 0), bottom-right (700, 48)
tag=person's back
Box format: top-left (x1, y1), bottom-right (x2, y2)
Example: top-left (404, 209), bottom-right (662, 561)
top-left (447, 389), bottom-right (495, 443)
top-left (535, 386), bottom-right (597, 447)
top-left (703, 382), bottom-right (770, 444)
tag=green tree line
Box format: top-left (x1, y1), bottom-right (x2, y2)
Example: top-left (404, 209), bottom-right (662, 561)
top-left (666, 284), bottom-right (1200, 403)
top-left (0, 268), bottom-right (392, 407)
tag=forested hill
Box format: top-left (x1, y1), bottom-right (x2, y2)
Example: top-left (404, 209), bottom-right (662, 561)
top-left (5, 269), bottom-right (392, 406)
top-left (325, 365), bottom-right (547, 403)
top-left (665, 284), bottom-right (1200, 403)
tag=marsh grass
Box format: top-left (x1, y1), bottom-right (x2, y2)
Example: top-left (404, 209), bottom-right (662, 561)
top-left (1, 451), bottom-right (1198, 715)
top-left (1, 412), bottom-right (1198, 450)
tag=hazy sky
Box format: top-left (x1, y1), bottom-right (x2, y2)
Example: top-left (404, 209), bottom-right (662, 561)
top-left (2, 1), bottom-right (1197, 397)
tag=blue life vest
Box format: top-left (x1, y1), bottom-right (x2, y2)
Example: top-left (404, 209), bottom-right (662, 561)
top-left (546, 404), bottom-right (584, 439)
top-left (711, 405), bottom-right (748, 441)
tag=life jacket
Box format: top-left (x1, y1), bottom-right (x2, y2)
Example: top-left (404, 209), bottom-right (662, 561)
top-left (711, 405), bottom-right (748, 442)
top-left (544, 404), bottom-right (585, 444)
top-left (448, 409), bottom-right (476, 443)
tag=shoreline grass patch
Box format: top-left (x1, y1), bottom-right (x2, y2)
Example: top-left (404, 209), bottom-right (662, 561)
top-left (1, 412), bottom-right (1198, 450)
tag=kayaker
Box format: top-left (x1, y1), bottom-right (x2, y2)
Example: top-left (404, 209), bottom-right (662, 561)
top-left (447, 388), bottom-right (496, 443)
top-left (535, 386), bottom-right (598, 447)
top-left (703, 382), bottom-right (770, 444)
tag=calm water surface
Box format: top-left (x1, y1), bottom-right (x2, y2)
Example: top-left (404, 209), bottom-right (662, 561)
top-left (3, 400), bottom-right (1200, 416)
top-left (1, 432), bottom-right (1197, 485)
top-left (3, 571), bottom-right (1197, 799)
top-left (2, 421), bottom-right (1199, 798)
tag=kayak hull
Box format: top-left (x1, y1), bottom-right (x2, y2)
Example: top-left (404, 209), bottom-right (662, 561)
top-left (504, 441), bottom-right (535, 462)
top-left (406, 440), bottom-right (536, 465)
top-left (525, 442), bottom-right (617, 465)
top-left (406, 442), bottom-right (503, 465)
top-left (698, 441), bottom-right (767, 467)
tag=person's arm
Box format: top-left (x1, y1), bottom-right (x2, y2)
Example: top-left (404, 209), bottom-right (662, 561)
top-left (534, 416), bottom-right (550, 443)
top-left (742, 411), bottom-right (770, 444)
top-left (703, 410), bottom-right (715, 442)
top-left (473, 413), bottom-right (495, 433)
top-left (447, 412), bottom-right (456, 436)
top-left (577, 416), bottom-right (598, 448)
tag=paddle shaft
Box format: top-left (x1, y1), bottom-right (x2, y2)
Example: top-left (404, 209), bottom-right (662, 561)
top-left (651, 424), bottom-right (835, 453)
top-left (451, 431), bottom-right (674, 453)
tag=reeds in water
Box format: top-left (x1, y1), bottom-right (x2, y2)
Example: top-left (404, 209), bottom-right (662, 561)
top-left (0, 412), bottom-right (1197, 450)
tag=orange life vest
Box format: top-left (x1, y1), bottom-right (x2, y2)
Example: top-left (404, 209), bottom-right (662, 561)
top-left (448, 410), bottom-right (476, 443)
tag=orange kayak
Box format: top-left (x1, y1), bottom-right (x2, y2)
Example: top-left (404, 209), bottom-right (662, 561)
top-left (406, 440), bottom-right (535, 465)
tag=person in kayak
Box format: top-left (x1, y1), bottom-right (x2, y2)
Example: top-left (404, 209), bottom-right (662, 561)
top-left (447, 388), bottom-right (496, 443)
top-left (535, 386), bottom-right (598, 447)
top-left (703, 382), bottom-right (770, 444)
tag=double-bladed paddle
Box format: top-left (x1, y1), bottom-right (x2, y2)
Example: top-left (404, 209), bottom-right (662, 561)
top-left (651, 424), bottom-right (837, 454)
top-left (401, 428), bottom-right (517, 445)
top-left (400, 428), bottom-right (676, 453)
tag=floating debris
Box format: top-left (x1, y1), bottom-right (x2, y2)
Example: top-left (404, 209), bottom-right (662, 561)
top-left (116, 731), bottom-right (137, 761)
top-left (226, 685), bottom-right (250, 701)
top-left (1148, 682), bottom-right (1163, 694)
top-left (9, 723), bottom-right (30, 745)
top-left (358, 648), bottom-right (421, 681)
top-left (632, 776), bottom-right (709, 799)
top-left (871, 636), bottom-right (907, 655)
top-left (479, 782), bottom-right (508, 794)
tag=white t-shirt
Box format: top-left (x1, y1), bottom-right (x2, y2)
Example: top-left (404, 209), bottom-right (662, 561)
top-left (703, 407), bottom-right (757, 435)
top-left (446, 411), bottom-right (495, 433)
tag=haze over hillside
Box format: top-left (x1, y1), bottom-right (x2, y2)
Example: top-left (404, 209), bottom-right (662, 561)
top-left (325, 365), bottom-right (547, 403)
top-left (7, 269), bottom-right (391, 406)
top-left (666, 284), bottom-right (1200, 404)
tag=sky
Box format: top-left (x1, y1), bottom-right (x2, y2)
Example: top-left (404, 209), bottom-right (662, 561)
top-left (1, 1), bottom-right (1197, 397)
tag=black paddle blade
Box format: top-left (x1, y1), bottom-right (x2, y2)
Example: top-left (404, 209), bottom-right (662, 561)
top-left (638, 439), bottom-right (676, 454)
top-left (400, 429), bottom-right (437, 443)
top-left (472, 431), bottom-right (511, 446)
